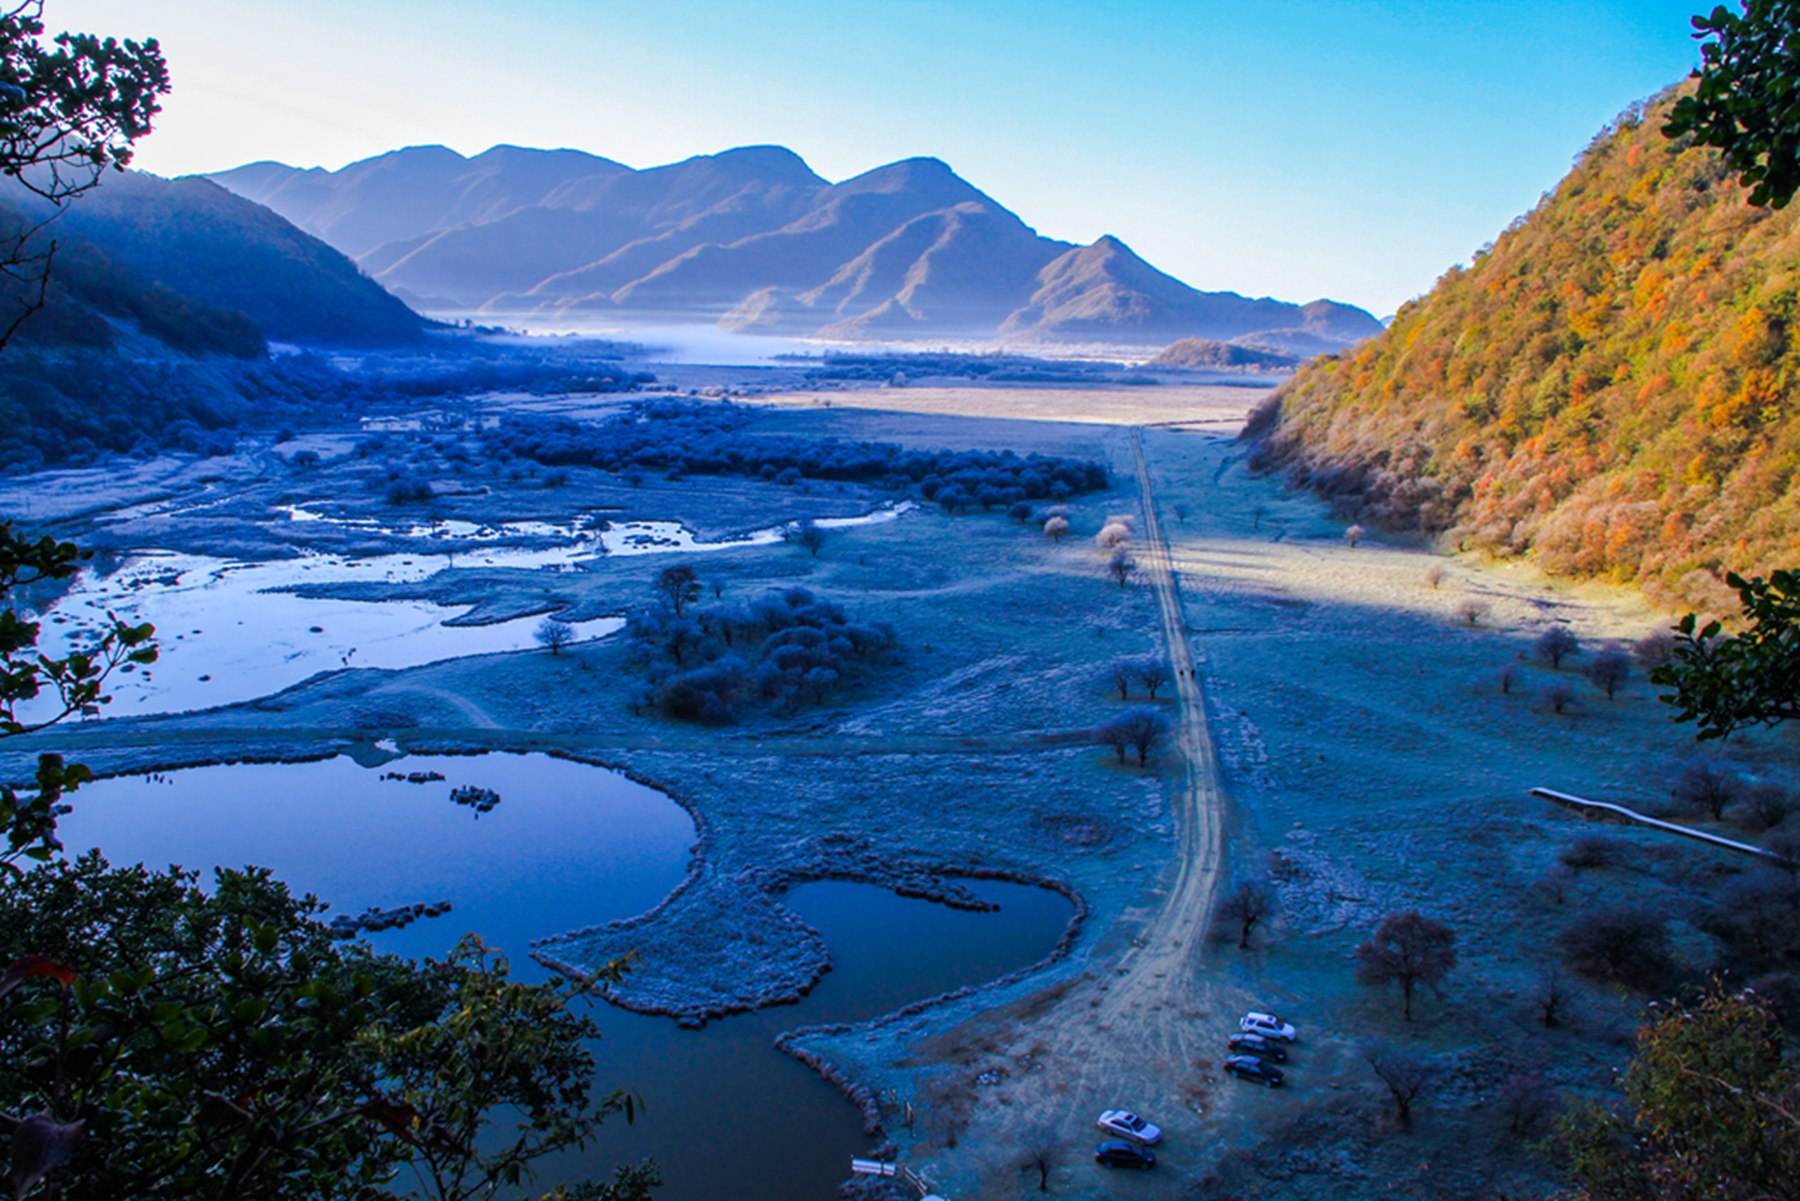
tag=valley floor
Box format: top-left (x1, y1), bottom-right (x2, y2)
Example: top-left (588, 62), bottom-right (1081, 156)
top-left (4, 379), bottom-right (1795, 1201)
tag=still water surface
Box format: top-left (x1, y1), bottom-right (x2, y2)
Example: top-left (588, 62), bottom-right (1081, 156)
top-left (62, 753), bottom-right (1069, 1199)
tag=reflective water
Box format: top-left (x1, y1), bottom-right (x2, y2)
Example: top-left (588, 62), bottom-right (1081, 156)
top-left (61, 754), bottom-right (1071, 1200)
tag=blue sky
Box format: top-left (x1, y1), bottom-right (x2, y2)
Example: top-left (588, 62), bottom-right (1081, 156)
top-left (61, 1), bottom-right (1707, 314)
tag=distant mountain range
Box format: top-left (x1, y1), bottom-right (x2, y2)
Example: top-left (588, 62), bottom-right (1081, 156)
top-left (1, 171), bottom-right (425, 354)
top-left (208, 144), bottom-right (1381, 350)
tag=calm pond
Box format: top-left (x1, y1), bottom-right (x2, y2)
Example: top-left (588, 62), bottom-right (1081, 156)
top-left (60, 752), bottom-right (1070, 1200)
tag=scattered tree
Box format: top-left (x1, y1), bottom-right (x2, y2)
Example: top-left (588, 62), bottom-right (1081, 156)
top-left (1344, 523), bottom-right (1365, 548)
top-left (1424, 564), bottom-right (1447, 589)
top-left (534, 616), bottom-right (575, 655)
top-left (1672, 757), bottom-right (1739, 821)
top-left (1585, 648), bottom-right (1631, 699)
top-left (1653, 569), bottom-right (1800, 740)
top-left (1708, 870), bottom-right (1800, 963)
top-left (1131, 656), bottom-right (1169, 700)
top-left (1008, 500), bottom-right (1034, 523)
top-left (1497, 1070), bottom-right (1555, 1137)
top-left (1362, 1041), bottom-right (1435, 1128)
top-left (654, 563), bottom-right (701, 616)
top-left (1536, 627), bottom-right (1581, 669)
top-left (785, 518), bottom-right (827, 558)
top-left (1633, 629), bottom-right (1678, 671)
top-left (1535, 967), bottom-right (1569, 1028)
top-left (1106, 658), bottom-right (1133, 701)
top-left (1095, 518), bottom-right (1133, 549)
top-left (1019, 1129), bottom-right (1059, 1192)
top-left (1560, 835), bottom-right (1624, 870)
top-left (1354, 911), bottom-right (1458, 1021)
top-left (1457, 599), bottom-right (1491, 627)
top-left (1172, 501), bottom-right (1190, 524)
top-left (1216, 880), bottom-right (1274, 949)
top-left (1545, 683), bottom-right (1577, 715)
top-left (1559, 904), bottom-right (1671, 989)
top-left (1097, 709), bottom-right (1168, 767)
top-left (1106, 548), bottom-right (1136, 588)
top-left (1497, 664), bottom-right (1520, 695)
top-left (1043, 515), bottom-right (1070, 541)
top-left (1738, 780), bottom-right (1793, 832)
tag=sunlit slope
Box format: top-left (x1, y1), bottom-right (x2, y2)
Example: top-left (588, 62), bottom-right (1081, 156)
top-left (1252, 88), bottom-right (1800, 604)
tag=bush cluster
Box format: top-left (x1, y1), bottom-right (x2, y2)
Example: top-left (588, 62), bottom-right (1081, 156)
top-left (485, 402), bottom-right (1108, 510)
top-left (627, 584), bottom-right (898, 723)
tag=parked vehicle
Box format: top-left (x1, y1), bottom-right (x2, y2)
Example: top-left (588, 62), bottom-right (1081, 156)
top-left (1239, 1011), bottom-right (1298, 1042)
top-left (1223, 1054), bottom-right (1285, 1087)
top-left (1096, 1109), bottom-right (1162, 1145)
top-left (1227, 1032), bottom-right (1288, 1062)
top-left (1095, 1140), bottom-right (1157, 1170)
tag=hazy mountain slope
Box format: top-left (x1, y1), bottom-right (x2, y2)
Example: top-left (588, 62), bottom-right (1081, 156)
top-left (1249, 88), bottom-right (1800, 604)
top-left (1000, 235), bottom-right (1304, 343)
top-left (50, 172), bottom-right (425, 345)
top-left (210, 143), bottom-right (1380, 348)
top-left (374, 146), bottom-right (829, 310)
top-left (1149, 338), bottom-right (1297, 371)
top-left (209, 144), bottom-right (628, 258)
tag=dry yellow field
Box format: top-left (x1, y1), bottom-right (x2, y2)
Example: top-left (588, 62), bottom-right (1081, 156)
top-left (746, 381), bottom-right (1269, 430)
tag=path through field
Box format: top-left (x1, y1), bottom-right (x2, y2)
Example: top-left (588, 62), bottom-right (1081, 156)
top-left (909, 429), bottom-right (1231, 1197)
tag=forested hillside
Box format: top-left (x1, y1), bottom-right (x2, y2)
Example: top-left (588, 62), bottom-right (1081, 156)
top-left (1250, 87), bottom-right (1800, 606)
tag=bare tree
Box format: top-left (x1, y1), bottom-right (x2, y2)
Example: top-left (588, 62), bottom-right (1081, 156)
top-left (1354, 911), bottom-right (1457, 1021)
top-left (1424, 565), bottom-right (1447, 590)
top-left (1496, 1071), bottom-right (1554, 1136)
top-left (1106, 659), bottom-right (1133, 701)
top-left (1097, 709), bottom-right (1166, 766)
top-left (1672, 758), bottom-right (1739, 821)
top-left (1344, 523), bottom-right (1365, 548)
top-left (1019, 1128), bottom-right (1059, 1192)
top-left (1534, 968), bottom-right (1568, 1027)
top-left (1172, 501), bottom-right (1190, 525)
top-left (1738, 781), bottom-right (1793, 832)
top-left (1096, 718), bottom-right (1131, 765)
top-left (1043, 515), bottom-right (1070, 542)
top-left (534, 617), bottom-right (574, 655)
top-left (1106, 548), bottom-right (1136, 588)
top-left (785, 518), bottom-right (827, 558)
top-left (1545, 683), bottom-right (1577, 715)
top-left (1585, 648), bottom-right (1631, 699)
top-left (1216, 880), bottom-right (1274, 949)
top-left (1559, 905), bottom-right (1671, 989)
top-left (1536, 627), bottom-right (1580, 668)
top-left (1498, 664), bottom-right (1519, 695)
top-left (1124, 708), bottom-right (1168, 766)
top-left (654, 564), bottom-right (701, 616)
top-left (1456, 599), bottom-right (1491, 627)
top-left (1131, 657), bottom-right (1168, 700)
top-left (1632, 629), bottom-right (1678, 670)
top-left (1363, 1041), bottom-right (1435, 1128)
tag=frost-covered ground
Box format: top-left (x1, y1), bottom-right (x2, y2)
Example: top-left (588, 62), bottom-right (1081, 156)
top-left (8, 391), bottom-right (1795, 1201)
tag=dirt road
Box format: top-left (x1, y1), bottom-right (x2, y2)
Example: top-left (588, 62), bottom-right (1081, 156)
top-left (908, 429), bottom-right (1231, 1197)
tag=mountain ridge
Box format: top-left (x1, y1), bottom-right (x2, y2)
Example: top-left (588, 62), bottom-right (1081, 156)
top-left (1248, 87), bottom-right (1800, 607)
top-left (206, 143), bottom-right (1381, 350)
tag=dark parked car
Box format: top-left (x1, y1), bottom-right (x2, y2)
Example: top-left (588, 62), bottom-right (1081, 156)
top-left (1227, 1033), bottom-right (1288, 1063)
top-left (1223, 1054), bottom-right (1285, 1087)
top-left (1095, 1140), bottom-right (1157, 1170)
